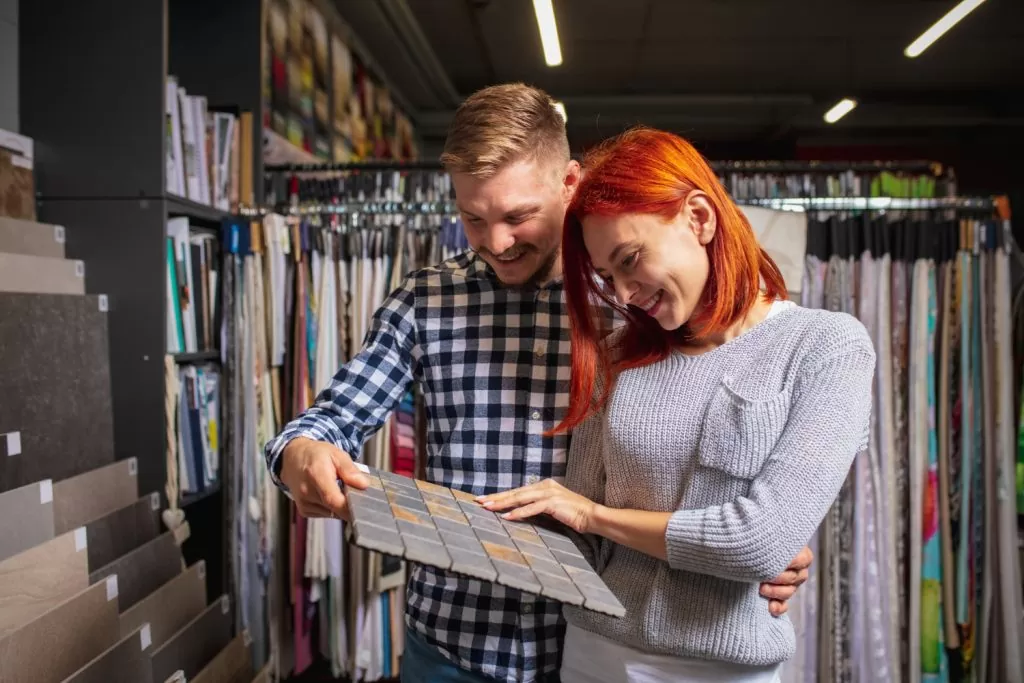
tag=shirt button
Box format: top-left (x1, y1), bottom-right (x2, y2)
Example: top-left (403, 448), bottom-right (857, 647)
top-left (531, 410), bottom-right (541, 420)
top-left (522, 603), bottom-right (534, 614)
top-left (526, 474), bottom-right (540, 485)
top-left (537, 291), bottom-right (549, 302)
top-left (534, 346), bottom-right (544, 358)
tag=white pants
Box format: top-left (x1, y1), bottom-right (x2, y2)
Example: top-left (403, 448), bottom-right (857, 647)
top-left (560, 624), bottom-right (782, 683)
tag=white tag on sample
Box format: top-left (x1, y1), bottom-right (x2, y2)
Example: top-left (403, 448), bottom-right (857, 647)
top-left (74, 527), bottom-right (87, 551)
top-left (106, 575), bottom-right (119, 601)
top-left (74, 261), bottom-right (84, 277)
top-left (243, 630), bottom-right (252, 647)
top-left (54, 225), bottom-right (66, 243)
top-left (39, 480), bottom-right (53, 504)
top-left (98, 295), bottom-right (108, 312)
top-left (197, 561), bottom-right (206, 579)
top-left (128, 458), bottom-right (137, 476)
top-left (220, 595), bottom-right (230, 614)
top-left (140, 623), bottom-right (152, 651)
top-left (5, 432), bottom-right (21, 456)
top-left (150, 492), bottom-right (160, 510)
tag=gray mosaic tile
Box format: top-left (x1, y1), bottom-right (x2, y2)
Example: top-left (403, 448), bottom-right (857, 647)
top-left (397, 520), bottom-right (441, 543)
top-left (402, 536), bottom-right (451, 570)
top-left (414, 480), bottom-right (453, 499)
top-left (536, 572), bottom-right (585, 606)
top-left (447, 548), bottom-right (498, 582)
top-left (438, 530), bottom-right (486, 555)
top-left (387, 491), bottom-right (429, 513)
top-left (457, 500), bottom-right (493, 519)
top-left (563, 565), bottom-right (606, 589)
top-left (466, 514), bottom-right (505, 535)
top-left (434, 517), bottom-right (477, 537)
top-left (507, 526), bottom-right (546, 548)
top-left (523, 554), bottom-right (567, 579)
top-left (348, 490), bottom-right (392, 516)
top-left (390, 505), bottom-right (435, 528)
top-left (520, 544), bottom-right (557, 563)
top-left (551, 547), bottom-right (593, 570)
top-left (575, 582), bottom-right (626, 617)
top-left (352, 521), bottom-right (404, 557)
top-left (541, 532), bottom-right (581, 554)
top-left (491, 559), bottom-right (542, 594)
top-left (449, 488), bottom-right (480, 504)
top-left (355, 486), bottom-right (388, 503)
top-left (473, 528), bottom-right (516, 549)
top-left (424, 501), bottom-right (469, 525)
top-left (350, 503), bottom-right (397, 531)
top-left (421, 492), bottom-right (460, 510)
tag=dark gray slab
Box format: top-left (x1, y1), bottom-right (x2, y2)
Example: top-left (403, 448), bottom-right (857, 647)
top-left (447, 547), bottom-right (498, 582)
top-left (85, 493), bottom-right (160, 570)
top-left (402, 536), bottom-right (451, 569)
top-left (0, 479), bottom-right (54, 562)
top-left (0, 216), bottom-right (66, 259)
top-left (0, 294), bottom-right (114, 493)
top-left (63, 624), bottom-right (154, 683)
top-left (439, 529), bottom-right (486, 555)
top-left (89, 530), bottom-right (182, 611)
top-left (53, 459), bottom-right (139, 535)
top-left (120, 561), bottom-right (206, 650)
top-left (150, 595), bottom-right (233, 683)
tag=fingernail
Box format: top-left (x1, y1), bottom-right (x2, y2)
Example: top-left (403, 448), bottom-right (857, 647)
top-left (501, 513), bottom-right (511, 519)
top-left (482, 501), bottom-right (493, 508)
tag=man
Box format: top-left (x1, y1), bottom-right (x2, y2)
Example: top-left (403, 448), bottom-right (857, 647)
top-left (265, 83), bottom-right (810, 683)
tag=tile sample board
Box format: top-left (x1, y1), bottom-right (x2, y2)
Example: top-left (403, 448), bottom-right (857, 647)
top-left (0, 293), bottom-right (115, 493)
top-left (150, 595), bottom-right (233, 683)
top-left (0, 215), bottom-right (66, 258)
top-left (0, 252), bottom-right (85, 295)
top-left (0, 528), bottom-right (89, 638)
top-left (0, 478), bottom-right (54, 562)
top-left (190, 631), bottom-right (253, 683)
top-left (120, 561), bottom-right (206, 649)
top-left (346, 468), bottom-right (626, 617)
top-left (84, 492), bottom-right (161, 571)
top-left (53, 458), bottom-right (139, 535)
top-left (62, 624), bottom-right (154, 683)
top-left (89, 529), bottom-right (182, 612)
top-left (0, 575), bottom-right (120, 683)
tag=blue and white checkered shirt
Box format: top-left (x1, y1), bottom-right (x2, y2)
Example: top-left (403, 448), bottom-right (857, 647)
top-left (265, 251), bottom-right (588, 683)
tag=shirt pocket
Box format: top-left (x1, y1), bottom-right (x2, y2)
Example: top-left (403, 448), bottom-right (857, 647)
top-left (698, 379), bottom-right (792, 480)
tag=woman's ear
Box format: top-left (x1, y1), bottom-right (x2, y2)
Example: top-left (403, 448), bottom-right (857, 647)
top-left (683, 191), bottom-right (717, 245)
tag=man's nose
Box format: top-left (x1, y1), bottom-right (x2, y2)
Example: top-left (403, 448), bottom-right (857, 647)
top-left (483, 225), bottom-right (516, 256)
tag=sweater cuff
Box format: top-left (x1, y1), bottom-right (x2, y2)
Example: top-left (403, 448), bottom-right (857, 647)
top-left (665, 509), bottom-right (709, 573)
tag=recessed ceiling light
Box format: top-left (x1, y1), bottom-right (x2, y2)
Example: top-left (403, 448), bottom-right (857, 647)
top-left (905, 0), bottom-right (987, 58)
top-left (824, 98), bottom-right (858, 124)
top-left (532, 0), bottom-right (563, 67)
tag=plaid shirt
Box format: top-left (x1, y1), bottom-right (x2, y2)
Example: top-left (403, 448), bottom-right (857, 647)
top-left (265, 251), bottom-right (584, 683)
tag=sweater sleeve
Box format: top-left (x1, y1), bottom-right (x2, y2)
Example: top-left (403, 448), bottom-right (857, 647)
top-left (665, 328), bottom-right (876, 582)
top-left (564, 407), bottom-right (607, 567)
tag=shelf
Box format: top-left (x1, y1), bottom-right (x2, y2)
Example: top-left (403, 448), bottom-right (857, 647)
top-left (166, 194), bottom-right (231, 226)
top-left (180, 482), bottom-right (222, 507)
top-left (172, 350), bottom-right (220, 364)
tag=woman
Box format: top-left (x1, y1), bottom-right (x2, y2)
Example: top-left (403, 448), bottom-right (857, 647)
top-left (478, 128), bottom-right (876, 683)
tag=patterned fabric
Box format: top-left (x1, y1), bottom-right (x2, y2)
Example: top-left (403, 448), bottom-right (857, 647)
top-left (890, 259), bottom-right (912, 683)
top-left (265, 252), bottom-right (589, 683)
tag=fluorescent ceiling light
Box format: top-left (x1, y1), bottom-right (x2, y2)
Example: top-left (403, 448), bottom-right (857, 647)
top-left (824, 98), bottom-right (857, 124)
top-left (904, 0), bottom-right (987, 58)
top-left (553, 101), bottom-right (567, 122)
top-left (532, 0), bottom-right (563, 67)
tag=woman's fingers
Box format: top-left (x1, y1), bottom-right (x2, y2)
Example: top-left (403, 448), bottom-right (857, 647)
top-left (501, 500), bottom-right (550, 521)
top-left (760, 583), bottom-right (797, 601)
top-left (477, 484), bottom-right (548, 511)
top-left (769, 600), bottom-right (789, 617)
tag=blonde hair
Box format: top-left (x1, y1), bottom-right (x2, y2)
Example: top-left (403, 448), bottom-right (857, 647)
top-left (440, 83), bottom-right (570, 177)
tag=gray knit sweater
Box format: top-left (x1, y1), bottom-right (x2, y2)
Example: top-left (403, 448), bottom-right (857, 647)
top-left (563, 305), bottom-right (876, 666)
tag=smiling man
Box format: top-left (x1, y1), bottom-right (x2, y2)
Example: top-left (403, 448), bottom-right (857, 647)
top-left (264, 83), bottom-right (809, 683)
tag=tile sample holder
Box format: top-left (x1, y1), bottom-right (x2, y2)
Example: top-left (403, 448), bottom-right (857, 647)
top-left (119, 560), bottom-right (207, 650)
top-left (62, 623), bottom-right (155, 683)
top-left (149, 594), bottom-right (233, 683)
top-left (84, 492), bottom-right (161, 571)
top-left (88, 529), bottom-right (183, 612)
top-left (0, 478), bottom-right (55, 562)
top-left (53, 458), bottom-right (139, 534)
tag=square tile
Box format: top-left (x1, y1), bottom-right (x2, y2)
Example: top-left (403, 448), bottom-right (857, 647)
top-left (415, 480), bottom-right (453, 498)
top-left (421, 492), bottom-right (460, 510)
top-left (467, 514), bottom-right (505, 535)
top-left (390, 505), bottom-right (434, 528)
top-left (551, 548), bottom-right (593, 571)
top-left (447, 548), bottom-right (498, 582)
top-left (562, 564), bottom-right (606, 589)
top-left (439, 530), bottom-right (486, 555)
top-left (473, 528), bottom-right (515, 549)
top-left (425, 502), bottom-right (469, 524)
top-left (348, 490), bottom-right (392, 515)
top-left (575, 582), bottom-right (626, 617)
top-left (350, 504), bottom-right (397, 531)
top-left (384, 481), bottom-right (421, 498)
top-left (534, 523), bottom-right (574, 541)
top-left (352, 521), bottom-right (404, 557)
top-left (492, 559), bottom-right (542, 594)
top-left (536, 572), bottom-right (585, 606)
top-left (457, 501), bottom-right (492, 519)
top-left (449, 488), bottom-right (479, 503)
top-left (397, 520), bottom-right (441, 543)
top-left (402, 536), bottom-right (451, 569)
top-left (519, 544), bottom-right (556, 563)
top-left (508, 526), bottom-right (545, 547)
top-left (541, 532), bottom-right (581, 554)
top-left (378, 470), bottom-right (416, 487)
top-left (387, 491), bottom-right (429, 513)
top-left (523, 554), bottom-right (566, 579)
top-left (354, 486), bottom-right (388, 503)
top-left (362, 475), bottom-right (385, 490)
top-left (481, 542), bottom-right (528, 566)
top-left (434, 517), bottom-right (477, 537)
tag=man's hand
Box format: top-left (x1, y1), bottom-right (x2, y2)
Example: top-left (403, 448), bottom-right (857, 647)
top-left (760, 546), bottom-right (813, 617)
top-left (279, 437), bottom-right (369, 521)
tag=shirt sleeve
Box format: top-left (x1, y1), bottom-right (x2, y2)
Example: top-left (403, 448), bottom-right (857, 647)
top-left (665, 327), bottom-right (876, 582)
top-left (263, 275), bottom-right (419, 489)
top-left (564, 406), bottom-right (607, 567)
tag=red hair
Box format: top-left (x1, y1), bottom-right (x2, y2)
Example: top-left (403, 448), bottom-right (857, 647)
top-left (551, 127), bottom-right (786, 435)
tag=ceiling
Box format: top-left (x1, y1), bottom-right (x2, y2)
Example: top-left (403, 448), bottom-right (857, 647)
top-left (336, 0), bottom-right (1024, 169)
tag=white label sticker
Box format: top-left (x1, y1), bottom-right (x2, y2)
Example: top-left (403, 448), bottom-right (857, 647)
top-left (98, 295), bottom-right (109, 312)
top-left (39, 480), bottom-right (53, 504)
top-left (54, 225), bottom-right (66, 243)
top-left (74, 527), bottom-right (87, 551)
top-left (11, 155), bottom-right (32, 170)
top-left (220, 595), bottom-right (230, 614)
top-left (74, 261), bottom-right (84, 277)
top-left (150, 492), bottom-right (160, 510)
top-left (5, 432), bottom-right (21, 456)
top-left (243, 630), bottom-right (252, 647)
top-left (106, 574), bottom-right (119, 601)
top-left (128, 458), bottom-right (137, 476)
top-left (140, 623), bottom-right (152, 651)
top-left (197, 561), bottom-right (206, 579)
top-left (354, 462), bottom-right (370, 474)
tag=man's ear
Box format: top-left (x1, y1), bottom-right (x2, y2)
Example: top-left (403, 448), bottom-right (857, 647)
top-left (683, 191), bottom-right (717, 245)
top-left (562, 159), bottom-right (582, 202)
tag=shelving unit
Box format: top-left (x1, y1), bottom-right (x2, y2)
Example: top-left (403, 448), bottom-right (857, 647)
top-left (19, 0), bottom-right (263, 614)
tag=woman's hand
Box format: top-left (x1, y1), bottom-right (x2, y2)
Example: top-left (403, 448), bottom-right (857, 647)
top-left (476, 479), bottom-right (598, 534)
